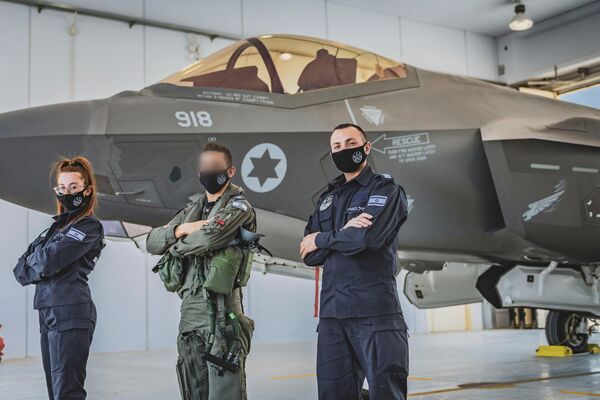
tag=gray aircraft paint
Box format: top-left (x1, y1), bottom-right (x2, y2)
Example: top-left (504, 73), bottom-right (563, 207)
top-left (1, 35), bottom-right (600, 315)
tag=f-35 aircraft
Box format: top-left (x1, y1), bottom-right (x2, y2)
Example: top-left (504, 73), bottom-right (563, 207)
top-left (1, 34), bottom-right (599, 352)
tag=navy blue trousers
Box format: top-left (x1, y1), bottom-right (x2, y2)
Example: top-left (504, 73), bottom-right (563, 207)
top-left (39, 303), bottom-right (96, 400)
top-left (317, 314), bottom-right (409, 400)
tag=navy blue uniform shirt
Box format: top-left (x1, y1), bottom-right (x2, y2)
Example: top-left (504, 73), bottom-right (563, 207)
top-left (13, 209), bottom-right (105, 309)
top-left (304, 166), bottom-right (408, 319)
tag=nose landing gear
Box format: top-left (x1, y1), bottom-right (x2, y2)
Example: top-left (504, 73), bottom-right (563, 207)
top-left (545, 311), bottom-right (597, 353)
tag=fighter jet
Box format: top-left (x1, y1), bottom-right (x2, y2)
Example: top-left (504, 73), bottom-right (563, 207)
top-left (1, 34), bottom-right (600, 352)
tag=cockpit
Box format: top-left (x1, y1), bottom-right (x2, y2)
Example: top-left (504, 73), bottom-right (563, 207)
top-left (161, 35), bottom-right (407, 94)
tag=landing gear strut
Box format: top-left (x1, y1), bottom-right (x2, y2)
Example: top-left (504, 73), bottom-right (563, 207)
top-left (545, 311), bottom-right (590, 353)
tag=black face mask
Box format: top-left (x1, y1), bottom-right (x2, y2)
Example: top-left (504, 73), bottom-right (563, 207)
top-left (331, 144), bottom-right (367, 173)
top-left (56, 189), bottom-right (89, 211)
top-left (199, 169), bottom-right (230, 194)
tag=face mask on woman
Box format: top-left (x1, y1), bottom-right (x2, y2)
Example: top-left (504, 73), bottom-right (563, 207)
top-left (56, 188), bottom-right (89, 211)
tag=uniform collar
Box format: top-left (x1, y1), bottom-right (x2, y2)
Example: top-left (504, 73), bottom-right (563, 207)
top-left (330, 165), bottom-right (373, 189)
top-left (199, 182), bottom-right (244, 207)
top-left (52, 208), bottom-right (84, 222)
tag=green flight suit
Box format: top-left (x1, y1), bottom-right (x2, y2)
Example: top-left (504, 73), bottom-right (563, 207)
top-left (147, 183), bottom-right (256, 400)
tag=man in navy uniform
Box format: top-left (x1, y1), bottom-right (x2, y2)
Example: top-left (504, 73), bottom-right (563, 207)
top-left (300, 123), bottom-right (409, 400)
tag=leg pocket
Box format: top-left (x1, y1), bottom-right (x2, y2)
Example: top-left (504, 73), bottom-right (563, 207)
top-left (176, 357), bottom-right (192, 400)
top-left (48, 323), bottom-right (93, 400)
top-left (237, 315), bottom-right (255, 355)
top-left (365, 315), bottom-right (409, 400)
top-left (316, 319), bottom-right (362, 399)
top-left (177, 331), bottom-right (209, 400)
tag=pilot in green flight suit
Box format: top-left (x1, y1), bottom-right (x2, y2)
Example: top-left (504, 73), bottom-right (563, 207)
top-left (146, 143), bottom-right (256, 400)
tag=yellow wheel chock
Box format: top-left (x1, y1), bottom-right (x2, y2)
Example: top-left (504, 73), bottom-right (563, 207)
top-left (535, 345), bottom-right (573, 357)
top-left (535, 344), bottom-right (600, 357)
top-left (587, 344), bottom-right (600, 354)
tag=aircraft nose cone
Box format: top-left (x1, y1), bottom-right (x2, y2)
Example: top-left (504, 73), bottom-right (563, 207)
top-left (0, 101), bottom-right (94, 139)
top-left (0, 101), bottom-right (95, 213)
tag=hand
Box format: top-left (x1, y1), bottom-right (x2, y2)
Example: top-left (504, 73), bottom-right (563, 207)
top-left (174, 220), bottom-right (210, 238)
top-left (300, 232), bottom-right (319, 259)
top-left (343, 213), bottom-right (373, 229)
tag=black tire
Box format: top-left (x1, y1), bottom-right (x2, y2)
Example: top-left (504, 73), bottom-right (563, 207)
top-left (545, 311), bottom-right (589, 353)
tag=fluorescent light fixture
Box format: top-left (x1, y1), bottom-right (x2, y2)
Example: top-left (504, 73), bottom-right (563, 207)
top-left (509, 3), bottom-right (534, 31)
top-left (530, 163), bottom-right (560, 171)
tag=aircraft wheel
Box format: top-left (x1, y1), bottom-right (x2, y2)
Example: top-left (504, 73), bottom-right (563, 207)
top-left (545, 311), bottom-right (589, 353)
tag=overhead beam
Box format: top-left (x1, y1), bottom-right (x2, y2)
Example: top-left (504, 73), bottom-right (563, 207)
top-left (518, 61), bottom-right (600, 94)
top-left (1, 0), bottom-right (241, 41)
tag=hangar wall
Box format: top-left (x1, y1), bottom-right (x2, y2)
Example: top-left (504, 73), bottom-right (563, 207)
top-left (0, 0), bottom-right (492, 359)
top-left (0, 0), bottom-right (500, 115)
top-left (0, 199), bottom-right (324, 358)
top-left (498, 2), bottom-right (600, 84)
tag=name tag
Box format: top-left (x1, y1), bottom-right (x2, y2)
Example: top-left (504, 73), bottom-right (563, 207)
top-left (346, 205), bottom-right (365, 213)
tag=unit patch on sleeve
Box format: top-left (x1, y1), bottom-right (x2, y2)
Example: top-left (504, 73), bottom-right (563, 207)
top-left (367, 195), bottom-right (388, 207)
top-left (232, 199), bottom-right (249, 212)
top-left (319, 194), bottom-right (334, 211)
top-left (66, 227), bottom-right (86, 242)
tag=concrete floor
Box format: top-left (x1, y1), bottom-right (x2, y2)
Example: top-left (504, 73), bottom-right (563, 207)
top-left (1, 329), bottom-right (599, 399)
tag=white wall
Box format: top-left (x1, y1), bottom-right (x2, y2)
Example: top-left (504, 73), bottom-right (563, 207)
top-left (0, 0), bottom-right (495, 358)
top-left (0, 194), bottom-right (322, 358)
top-left (0, 2), bottom-right (29, 112)
top-left (0, 0), bottom-right (500, 114)
top-left (0, 200), bottom-right (29, 359)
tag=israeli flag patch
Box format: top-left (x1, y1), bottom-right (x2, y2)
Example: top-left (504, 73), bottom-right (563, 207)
top-left (367, 195), bottom-right (387, 207)
top-left (66, 227), bottom-right (86, 242)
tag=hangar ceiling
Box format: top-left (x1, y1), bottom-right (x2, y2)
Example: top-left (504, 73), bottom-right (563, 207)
top-left (331, 0), bottom-right (598, 37)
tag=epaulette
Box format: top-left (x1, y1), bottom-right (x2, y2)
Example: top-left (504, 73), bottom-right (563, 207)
top-left (377, 173), bottom-right (394, 181)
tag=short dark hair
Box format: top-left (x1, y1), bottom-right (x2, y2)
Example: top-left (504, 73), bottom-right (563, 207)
top-left (201, 142), bottom-right (233, 166)
top-left (332, 123), bottom-right (367, 142)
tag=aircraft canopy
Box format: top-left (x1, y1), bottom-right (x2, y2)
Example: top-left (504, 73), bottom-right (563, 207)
top-left (161, 34), bottom-right (407, 94)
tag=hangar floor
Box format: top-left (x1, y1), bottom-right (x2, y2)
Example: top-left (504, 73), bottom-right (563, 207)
top-left (1, 329), bottom-right (599, 399)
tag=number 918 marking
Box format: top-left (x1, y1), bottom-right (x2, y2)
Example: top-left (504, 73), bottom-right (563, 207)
top-left (175, 111), bottom-right (213, 128)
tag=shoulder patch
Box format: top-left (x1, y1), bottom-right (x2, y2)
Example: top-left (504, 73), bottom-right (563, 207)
top-left (319, 194), bottom-right (334, 211)
top-left (379, 173), bottom-right (393, 180)
top-left (231, 199), bottom-right (250, 212)
top-left (367, 195), bottom-right (388, 207)
top-left (66, 227), bottom-right (86, 241)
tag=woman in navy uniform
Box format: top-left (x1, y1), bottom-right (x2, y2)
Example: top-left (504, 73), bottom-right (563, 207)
top-left (14, 157), bottom-right (105, 400)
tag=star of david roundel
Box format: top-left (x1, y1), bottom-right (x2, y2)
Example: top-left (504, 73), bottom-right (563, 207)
top-left (241, 143), bottom-right (287, 193)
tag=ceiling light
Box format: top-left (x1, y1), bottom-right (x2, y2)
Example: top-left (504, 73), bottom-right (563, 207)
top-left (279, 52), bottom-right (292, 61)
top-left (509, 3), bottom-right (534, 31)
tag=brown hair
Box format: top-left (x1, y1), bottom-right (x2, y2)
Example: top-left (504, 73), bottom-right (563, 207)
top-left (202, 142), bottom-right (233, 167)
top-left (51, 156), bottom-right (98, 221)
